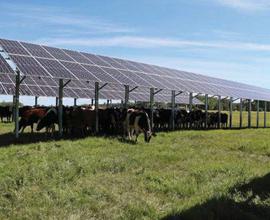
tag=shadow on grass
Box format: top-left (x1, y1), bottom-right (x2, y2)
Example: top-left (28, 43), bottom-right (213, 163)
top-left (0, 124), bottom-right (269, 148)
top-left (0, 131), bottom-right (137, 148)
top-left (0, 132), bottom-right (90, 148)
top-left (162, 173), bottom-right (270, 220)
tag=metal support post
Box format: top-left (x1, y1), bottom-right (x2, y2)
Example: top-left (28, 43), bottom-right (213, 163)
top-left (150, 88), bottom-right (155, 129)
top-left (95, 82), bottom-right (99, 133)
top-left (205, 94), bottom-right (208, 129)
top-left (257, 100), bottom-right (259, 128)
top-left (229, 97), bottom-right (233, 129)
top-left (35, 96), bottom-right (38, 107)
top-left (58, 79), bottom-right (64, 137)
top-left (218, 95), bottom-right (221, 129)
top-left (240, 98), bottom-right (243, 129)
top-left (74, 98), bottom-right (77, 106)
top-left (12, 95), bottom-right (16, 122)
top-left (248, 99), bottom-right (251, 128)
top-left (14, 73), bottom-right (20, 138)
top-left (189, 92), bottom-right (193, 112)
top-left (171, 90), bottom-right (176, 130)
top-left (56, 97), bottom-right (59, 106)
top-left (124, 85), bottom-right (129, 109)
top-left (264, 101), bottom-right (267, 128)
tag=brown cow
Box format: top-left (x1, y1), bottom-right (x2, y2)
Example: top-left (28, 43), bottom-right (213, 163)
top-left (19, 108), bottom-right (47, 133)
top-left (67, 107), bottom-right (96, 135)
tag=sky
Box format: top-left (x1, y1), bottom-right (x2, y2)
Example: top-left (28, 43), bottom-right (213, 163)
top-left (1, 0), bottom-right (270, 105)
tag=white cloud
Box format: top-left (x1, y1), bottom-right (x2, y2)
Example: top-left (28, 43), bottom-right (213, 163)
top-left (214, 0), bottom-right (270, 11)
top-left (0, 3), bottom-right (136, 34)
top-left (35, 36), bottom-right (270, 52)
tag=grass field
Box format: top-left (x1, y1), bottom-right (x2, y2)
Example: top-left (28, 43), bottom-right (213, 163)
top-left (0, 112), bottom-right (270, 219)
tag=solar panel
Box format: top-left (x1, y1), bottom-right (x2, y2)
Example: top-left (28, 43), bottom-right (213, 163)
top-left (112, 58), bottom-right (142, 72)
top-left (20, 42), bottom-right (54, 59)
top-left (36, 58), bottom-right (76, 79)
top-left (0, 55), bottom-right (14, 74)
top-left (0, 39), bottom-right (29, 55)
top-left (0, 83), bottom-right (6, 95)
top-left (42, 46), bottom-right (74, 62)
top-left (63, 49), bottom-right (93, 64)
top-left (1, 38), bottom-right (270, 102)
top-left (97, 55), bottom-right (126, 69)
top-left (80, 53), bottom-right (111, 67)
top-left (2, 83), bottom-right (15, 95)
top-left (60, 61), bottom-right (98, 81)
top-left (100, 67), bottom-right (136, 85)
top-left (82, 65), bottom-right (120, 84)
top-left (10, 55), bottom-right (49, 77)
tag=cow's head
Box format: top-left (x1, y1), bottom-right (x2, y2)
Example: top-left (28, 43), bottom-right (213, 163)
top-left (36, 108), bottom-right (57, 131)
top-left (141, 112), bottom-right (153, 143)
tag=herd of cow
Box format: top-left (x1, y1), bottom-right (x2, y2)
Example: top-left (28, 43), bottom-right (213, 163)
top-left (0, 105), bottom-right (228, 142)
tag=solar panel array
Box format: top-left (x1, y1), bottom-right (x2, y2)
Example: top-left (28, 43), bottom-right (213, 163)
top-left (0, 38), bottom-right (269, 102)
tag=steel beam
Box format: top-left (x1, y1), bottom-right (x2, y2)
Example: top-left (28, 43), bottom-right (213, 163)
top-left (205, 94), bottom-right (208, 129)
top-left (240, 98), bottom-right (243, 129)
top-left (257, 100), bottom-right (259, 128)
top-left (229, 97), bottom-right (233, 129)
top-left (248, 99), bottom-right (252, 128)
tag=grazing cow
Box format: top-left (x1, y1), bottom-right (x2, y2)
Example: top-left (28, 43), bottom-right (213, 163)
top-left (0, 106), bottom-right (11, 122)
top-left (36, 108), bottom-right (58, 135)
top-left (19, 108), bottom-right (47, 133)
top-left (19, 106), bottom-right (32, 117)
top-left (37, 107), bottom-right (96, 136)
top-left (124, 109), bottom-right (153, 143)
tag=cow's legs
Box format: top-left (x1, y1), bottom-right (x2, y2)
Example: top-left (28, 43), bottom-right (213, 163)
top-left (128, 128), bottom-right (134, 141)
top-left (21, 126), bottom-right (26, 133)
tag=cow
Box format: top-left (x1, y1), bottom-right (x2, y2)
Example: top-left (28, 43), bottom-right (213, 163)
top-left (37, 107), bottom-right (96, 136)
top-left (0, 106), bottom-right (12, 123)
top-left (36, 108), bottom-right (58, 135)
top-left (221, 113), bottom-right (228, 128)
top-left (18, 107), bottom-right (47, 133)
top-left (124, 109), bottom-right (153, 143)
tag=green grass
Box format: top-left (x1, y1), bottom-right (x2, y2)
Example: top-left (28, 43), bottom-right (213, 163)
top-left (224, 111), bottom-right (270, 128)
top-left (0, 112), bottom-right (270, 219)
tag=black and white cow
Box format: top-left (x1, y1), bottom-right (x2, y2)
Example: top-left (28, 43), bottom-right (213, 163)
top-left (124, 109), bottom-right (153, 143)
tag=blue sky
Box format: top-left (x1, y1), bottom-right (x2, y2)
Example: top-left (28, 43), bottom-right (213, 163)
top-left (1, 0), bottom-right (270, 105)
